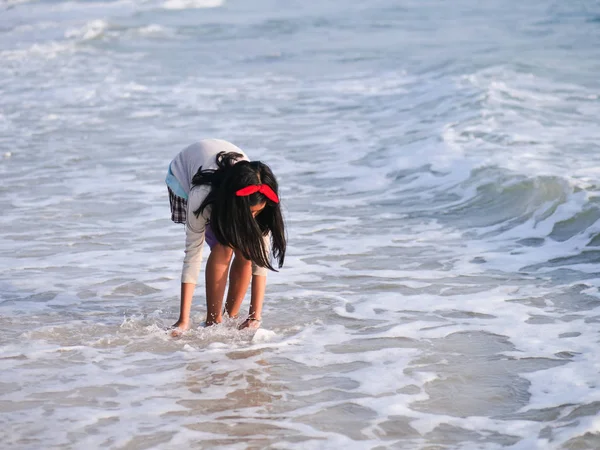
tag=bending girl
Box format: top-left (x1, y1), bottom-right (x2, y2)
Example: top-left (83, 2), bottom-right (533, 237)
top-left (166, 139), bottom-right (286, 333)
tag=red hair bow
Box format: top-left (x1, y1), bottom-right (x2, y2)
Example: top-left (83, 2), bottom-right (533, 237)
top-left (235, 184), bottom-right (280, 203)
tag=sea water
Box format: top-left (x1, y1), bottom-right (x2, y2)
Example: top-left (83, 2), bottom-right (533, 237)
top-left (2, 0), bottom-right (600, 448)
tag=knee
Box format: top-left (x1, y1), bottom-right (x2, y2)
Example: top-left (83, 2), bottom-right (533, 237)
top-left (212, 243), bottom-right (234, 261)
top-left (233, 250), bottom-right (252, 268)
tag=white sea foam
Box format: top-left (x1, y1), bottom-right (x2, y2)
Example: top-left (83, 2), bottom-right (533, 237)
top-left (0, 40), bottom-right (75, 60)
top-left (64, 19), bottom-right (108, 40)
top-left (137, 23), bottom-right (171, 36)
top-left (162, 0), bottom-right (223, 9)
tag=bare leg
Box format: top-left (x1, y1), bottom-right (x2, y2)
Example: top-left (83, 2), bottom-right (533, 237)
top-left (205, 243), bottom-right (233, 326)
top-left (224, 250), bottom-right (253, 318)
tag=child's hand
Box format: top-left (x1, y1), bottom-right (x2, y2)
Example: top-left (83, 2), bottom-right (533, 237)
top-left (238, 318), bottom-right (261, 330)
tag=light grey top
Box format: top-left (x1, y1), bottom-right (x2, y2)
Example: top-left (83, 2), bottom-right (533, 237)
top-left (169, 139), bottom-right (248, 196)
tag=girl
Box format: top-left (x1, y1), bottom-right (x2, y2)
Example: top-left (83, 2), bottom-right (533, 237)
top-left (166, 139), bottom-right (286, 333)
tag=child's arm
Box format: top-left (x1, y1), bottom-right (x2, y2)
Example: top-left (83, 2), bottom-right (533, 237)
top-left (173, 282), bottom-right (196, 331)
top-left (171, 187), bottom-right (209, 333)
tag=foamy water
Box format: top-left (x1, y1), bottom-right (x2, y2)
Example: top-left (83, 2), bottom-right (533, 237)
top-left (2, 0), bottom-right (600, 448)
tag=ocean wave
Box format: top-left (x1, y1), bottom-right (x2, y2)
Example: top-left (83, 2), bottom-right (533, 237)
top-left (64, 19), bottom-right (108, 41)
top-left (374, 157), bottom-right (600, 276)
top-left (445, 66), bottom-right (600, 179)
top-left (1, 0), bottom-right (34, 7)
top-left (0, 41), bottom-right (76, 61)
top-left (161, 0), bottom-right (223, 10)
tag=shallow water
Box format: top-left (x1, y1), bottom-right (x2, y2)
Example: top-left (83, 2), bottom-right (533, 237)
top-left (2, 0), bottom-right (600, 448)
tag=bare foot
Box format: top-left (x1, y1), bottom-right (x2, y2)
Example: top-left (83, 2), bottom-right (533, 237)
top-left (205, 317), bottom-right (223, 327)
top-left (238, 318), bottom-right (261, 330)
top-left (169, 321), bottom-right (189, 337)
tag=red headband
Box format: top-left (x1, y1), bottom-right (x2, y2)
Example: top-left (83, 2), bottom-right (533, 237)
top-left (235, 184), bottom-right (280, 203)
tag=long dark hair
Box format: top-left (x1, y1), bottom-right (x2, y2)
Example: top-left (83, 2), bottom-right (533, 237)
top-left (192, 151), bottom-right (286, 271)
